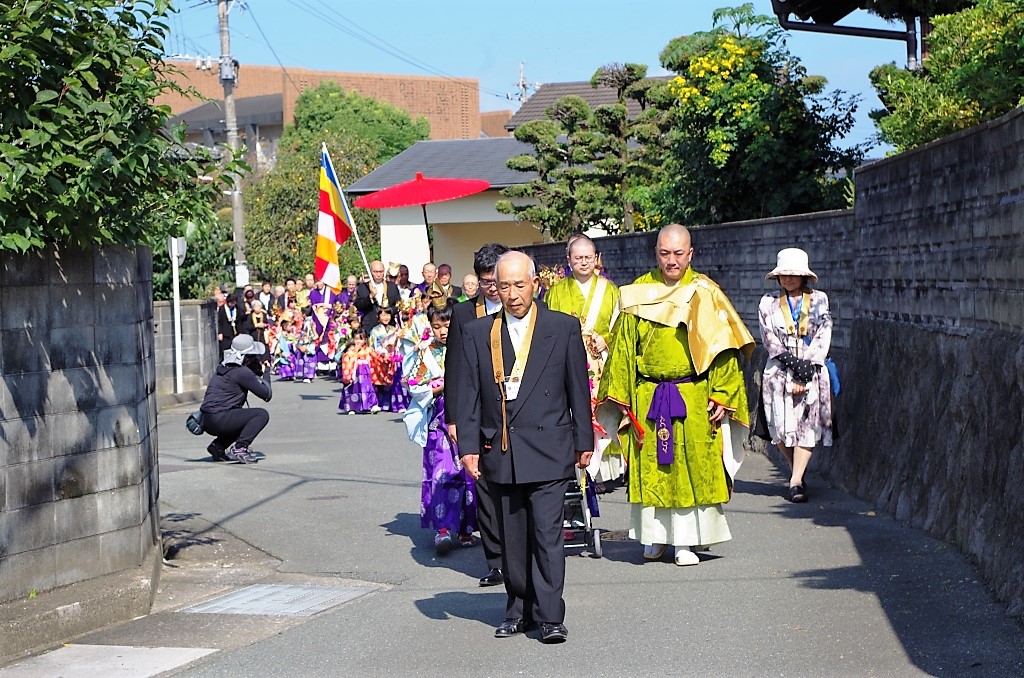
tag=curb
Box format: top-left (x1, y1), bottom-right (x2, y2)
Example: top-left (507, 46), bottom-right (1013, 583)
top-left (0, 545), bottom-right (161, 667)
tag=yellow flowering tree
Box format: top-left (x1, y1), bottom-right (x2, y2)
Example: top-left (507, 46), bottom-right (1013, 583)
top-left (655, 4), bottom-right (865, 225)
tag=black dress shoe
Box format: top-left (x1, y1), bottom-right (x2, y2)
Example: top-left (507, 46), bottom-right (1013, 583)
top-left (540, 622), bottom-right (568, 644)
top-left (494, 618), bottom-right (525, 638)
top-left (478, 568), bottom-right (503, 587)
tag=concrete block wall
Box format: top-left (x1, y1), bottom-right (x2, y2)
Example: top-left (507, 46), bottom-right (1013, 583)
top-left (153, 299), bottom-right (218, 399)
top-left (520, 106), bottom-right (1024, 615)
top-left (0, 245), bottom-right (161, 604)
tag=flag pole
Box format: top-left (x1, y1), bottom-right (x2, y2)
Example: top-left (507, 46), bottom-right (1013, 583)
top-left (323, 143), bottom-right (372, 281)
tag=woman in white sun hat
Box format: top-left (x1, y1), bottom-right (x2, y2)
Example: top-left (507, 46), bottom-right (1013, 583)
top-left (758, 248), bottom-right (833, 503)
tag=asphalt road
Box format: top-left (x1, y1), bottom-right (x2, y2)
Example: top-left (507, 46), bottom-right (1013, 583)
top-left (62, 377), bottom-right (1024, 677)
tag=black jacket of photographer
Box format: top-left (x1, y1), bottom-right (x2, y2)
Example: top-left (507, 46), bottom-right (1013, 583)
top-left (201, 361), bottom-right (273, 415)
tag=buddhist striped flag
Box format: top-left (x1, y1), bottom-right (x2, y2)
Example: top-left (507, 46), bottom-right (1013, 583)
top-left (315, 145), bottom-right (352, 292)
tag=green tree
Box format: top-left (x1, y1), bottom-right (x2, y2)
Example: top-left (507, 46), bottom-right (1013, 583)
top-left (867, 0), bottom-right (974, 19)
top-left (0, 0), bottom-right (233, 252)
top-left (654, 3), bottom-right (865, 225)
top-left (588, 63), bottom-right (671, 233)
top-left (497, 72), bottom-right (671, 238)
top-left (496, 96), bottom-right (605, 240)
top-left (284, 82), bottom-right (430, 166)
top-left (869, 0), bottom-right (1024, 152)
top-left (151, 211), bottom-right (234, 301)
top-left (244, 83), bottom-right (428, 282)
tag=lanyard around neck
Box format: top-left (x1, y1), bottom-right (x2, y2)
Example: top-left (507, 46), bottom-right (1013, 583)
top-left (780, 292), bottom-right (810, 338)
top-left (489, 304), bottom-right (537, 452)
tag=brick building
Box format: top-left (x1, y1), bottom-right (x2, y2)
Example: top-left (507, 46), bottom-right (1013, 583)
top-left (158, 62), bottom-right (512, 168)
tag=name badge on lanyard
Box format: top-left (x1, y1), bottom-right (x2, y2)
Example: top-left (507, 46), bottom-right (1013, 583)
top-left (504, 376), bottom-right (521, 401)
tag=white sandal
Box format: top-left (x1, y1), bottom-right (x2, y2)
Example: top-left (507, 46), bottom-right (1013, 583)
top-left (674, 547), bottom-right (699, 566)
top-left (643, 543), bottom-right (668, 561)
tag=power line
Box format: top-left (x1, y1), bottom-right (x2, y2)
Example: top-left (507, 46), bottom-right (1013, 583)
top-left (242, 3), bottom-right (303, 94)
top-left (285, 0), bottom-right (508, 101)
top-left (308, 0), bottom-right (508, 99)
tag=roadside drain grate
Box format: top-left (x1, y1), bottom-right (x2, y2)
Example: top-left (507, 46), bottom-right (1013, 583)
top-left (181, 584), bottom-right (376, 616)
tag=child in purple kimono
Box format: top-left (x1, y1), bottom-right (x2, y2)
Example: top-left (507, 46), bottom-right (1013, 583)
top-left (338, 330), bottom-right (380, 414)
top-left (402, 299), bottom-right (477, 555)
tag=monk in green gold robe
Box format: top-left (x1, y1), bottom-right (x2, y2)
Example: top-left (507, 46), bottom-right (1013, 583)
top-left (596, 224), bottom-right (753, 566)
top-left (543, 234), bottom-right (623, 489)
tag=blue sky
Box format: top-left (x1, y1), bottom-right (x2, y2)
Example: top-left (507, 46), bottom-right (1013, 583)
top-left (167, 0), bottom-right (908, 150)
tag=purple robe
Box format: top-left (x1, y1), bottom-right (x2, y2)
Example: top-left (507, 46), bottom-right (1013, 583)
top-left (339, 362), bottom-right (378, 413)
top-left (310, 287), bottom-right (340, 364)
top-left (379, 357), bottom-right (411, 412)
top-left (420, 396), bottom-right (478, 534)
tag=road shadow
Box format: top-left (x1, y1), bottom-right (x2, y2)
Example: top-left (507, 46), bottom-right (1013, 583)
top-left (413, 590), bottom-right (507, 626)
top-left (381, 512), bottom-right (489, 580)
top-left (160, 511), bottom-right (223, 560)
top-left (774, 477), bottom-right (1024, 675)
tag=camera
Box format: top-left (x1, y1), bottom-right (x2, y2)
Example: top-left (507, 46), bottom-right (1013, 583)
top-left (243, 354), bottom-right (264, 376)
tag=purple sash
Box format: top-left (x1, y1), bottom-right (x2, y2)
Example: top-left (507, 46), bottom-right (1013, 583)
top-left (647, 376), bottom-right (696, 465)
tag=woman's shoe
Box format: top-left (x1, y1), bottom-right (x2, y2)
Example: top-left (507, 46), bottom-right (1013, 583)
top-left (674, 547), bottom-right (699, 566)
top-left (789, 484), bottom-right (808, 503)
top-left (457, 534), bottom-right (478, 547)
top-left (643, 543), bottom-right (668, 561)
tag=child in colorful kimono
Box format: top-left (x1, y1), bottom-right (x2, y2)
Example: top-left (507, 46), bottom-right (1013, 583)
top-left (335, 312), bottom-right (361, 382)
top-left (369, 306), bottom-right (411, 413)
top-left (292, 308), bottom-right (317, 383)
top-left (339, 329), bottom-right (381, 414)
top-left (273, 319), bottom-right (296, 381)
top-left (402, 297), bottom-right (477, 555)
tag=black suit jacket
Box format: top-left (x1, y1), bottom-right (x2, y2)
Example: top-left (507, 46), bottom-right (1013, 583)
top-left (455, 303), bottom-right (591, 485)
top-left (444, 295), bottom-right (487, 425)
top-left (353, 280), bottom-right (400, 329)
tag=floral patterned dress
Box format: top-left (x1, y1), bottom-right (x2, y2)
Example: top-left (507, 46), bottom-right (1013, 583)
top-left (758, 290), bottom-right (833, 449)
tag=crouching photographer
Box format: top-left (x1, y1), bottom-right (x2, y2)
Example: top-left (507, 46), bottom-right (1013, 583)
top-left (200, 334), bottom-right (273, 464)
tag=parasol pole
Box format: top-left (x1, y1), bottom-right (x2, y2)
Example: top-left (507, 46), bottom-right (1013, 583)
top-left (323, 143), bottom-right (372, 280)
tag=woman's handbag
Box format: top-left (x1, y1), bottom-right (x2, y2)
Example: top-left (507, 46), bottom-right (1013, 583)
top-left (825, 358), bottom-right (840, 397)
top-left (185, 411), bottom-right (205, 435)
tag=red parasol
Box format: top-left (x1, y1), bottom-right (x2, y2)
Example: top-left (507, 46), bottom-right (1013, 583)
top-left (353, 172), bottom-right (490, 228)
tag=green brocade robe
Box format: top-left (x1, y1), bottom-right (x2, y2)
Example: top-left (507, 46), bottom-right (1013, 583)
top-left (597, 268), bottom-right (749, 509)
top-left (543, 275), bottom-right (620, 340)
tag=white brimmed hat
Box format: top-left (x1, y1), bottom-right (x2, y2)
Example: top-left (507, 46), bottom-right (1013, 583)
top-left (222, 334), bottom-right (267, 365)
top-left (766, 248), bottom-right (817, 282)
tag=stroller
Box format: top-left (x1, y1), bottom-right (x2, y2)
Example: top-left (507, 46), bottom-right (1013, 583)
top-left (562, 466), bottom-right (602, 558)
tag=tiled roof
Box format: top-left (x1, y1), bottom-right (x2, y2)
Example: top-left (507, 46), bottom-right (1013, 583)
top-left (169, 93), bottom-right (283, 129)
top-left (346, 138), bottom-right (536, 193)
top-left (505, 78), bottom-right (672, 131)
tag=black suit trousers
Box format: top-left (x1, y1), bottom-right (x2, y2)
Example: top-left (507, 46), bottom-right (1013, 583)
top-left (497, 477), bottom-right (571, 624)
top-left (473, 471), bottom-right (503, 571)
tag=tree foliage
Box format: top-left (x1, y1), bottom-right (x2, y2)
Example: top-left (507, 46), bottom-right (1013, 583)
top-left (496, 68), bottom-right (670, 239)
top-left (866, 0), bottom-right (974, 19)
top-left (869, 0), bottom-right (1024, 152)
top-left (152, 210), bottom-right (234, 301)
top-left (284, 82), bottom-right (430, 166)
top-left (496, 96), bottom-right (604, 239)
top-left (0, 0), bottom-right (235, 252)
top-left (654, 3), bottom-right (865, 225)
top-left (244, 84), bottom-right (428, 282)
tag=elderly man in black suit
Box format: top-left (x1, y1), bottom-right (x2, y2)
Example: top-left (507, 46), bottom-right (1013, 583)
top-left (456, 251), bottom-right (593, 644)
top-left (353, 260), bottom-right (400, 329)
top-left (445, 243), bottom-right (509, 588)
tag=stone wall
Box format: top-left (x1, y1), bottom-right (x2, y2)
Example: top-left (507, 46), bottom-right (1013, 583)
top-left (153, 299), bottom-right (217, 406)
top-left (0, 246), bottom-right (161, 606)
top-left (521, 106), bottom-right (1024, 615)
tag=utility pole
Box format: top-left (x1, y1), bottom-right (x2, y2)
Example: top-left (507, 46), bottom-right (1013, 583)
top-left (218, 0), bottom-right (248, 286)
top-left (506, 62), bottom-right (540, 106)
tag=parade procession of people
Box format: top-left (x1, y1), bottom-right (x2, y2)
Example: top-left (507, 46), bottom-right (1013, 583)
top-left (202, 229), bottom-right (833, 644)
